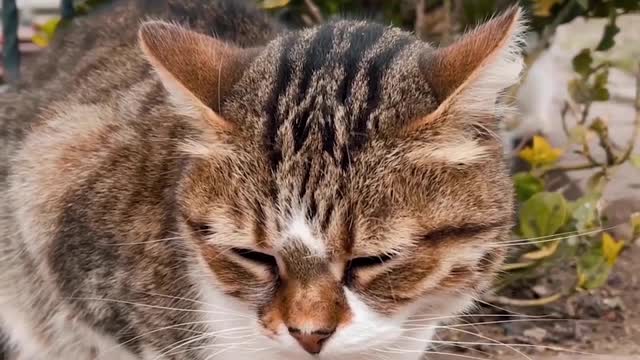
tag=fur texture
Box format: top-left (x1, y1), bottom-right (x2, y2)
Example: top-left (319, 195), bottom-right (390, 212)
top-left (0, 1), bottom-right (525, 359)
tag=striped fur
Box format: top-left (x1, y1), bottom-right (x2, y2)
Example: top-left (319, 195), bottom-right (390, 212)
top-left (0, 2), bottom-right (525, 359)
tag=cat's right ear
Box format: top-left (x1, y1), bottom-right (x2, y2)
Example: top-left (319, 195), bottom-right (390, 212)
top-left (138, 21), bottom-right (255, 132)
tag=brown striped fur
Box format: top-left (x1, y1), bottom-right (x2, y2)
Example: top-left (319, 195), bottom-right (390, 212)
top-left (0, 2), bottom-right (525, 359)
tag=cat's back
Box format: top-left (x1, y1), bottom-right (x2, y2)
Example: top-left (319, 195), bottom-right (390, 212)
top-left (11, 1), bottom-right (276, 114)
top-left (0, 0), bottom-right (282, 181)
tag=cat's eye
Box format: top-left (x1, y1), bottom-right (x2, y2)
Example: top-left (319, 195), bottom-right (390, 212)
top-left (231, 248), bottom-right (278, 269)
top-left (348, 253), bottom-right (395, 269)
top-left (188, 221), bottom-right (215, 237)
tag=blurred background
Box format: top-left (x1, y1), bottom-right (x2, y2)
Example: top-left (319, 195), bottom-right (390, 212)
top-left (1, 0), bottom-right (639, 359)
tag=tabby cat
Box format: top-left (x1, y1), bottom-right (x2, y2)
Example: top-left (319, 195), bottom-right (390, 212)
top-left (0, 1), bottom-right (525, 359)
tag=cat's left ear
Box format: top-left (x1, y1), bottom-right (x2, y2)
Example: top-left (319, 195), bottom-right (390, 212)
top-left (138, 21), bottom-right (256, 132)
top-left (412, 6), bottom-right (526, 129)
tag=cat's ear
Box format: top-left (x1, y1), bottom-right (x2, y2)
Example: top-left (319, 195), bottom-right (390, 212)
top-left (138, 21), bottom-right (254, 131)
top-left (412, 6), bottom-right (526, 129)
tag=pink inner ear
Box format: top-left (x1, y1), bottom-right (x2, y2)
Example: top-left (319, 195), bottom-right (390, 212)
top-left (419, 6), bottom-right (522, 103)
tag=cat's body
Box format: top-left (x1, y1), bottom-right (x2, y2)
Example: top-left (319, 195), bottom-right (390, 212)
top-left (0, 1), bottom-right (524, 359)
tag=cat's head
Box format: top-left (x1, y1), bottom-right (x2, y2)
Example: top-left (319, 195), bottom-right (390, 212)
top-left (139, 7), bottom-right (525, 358)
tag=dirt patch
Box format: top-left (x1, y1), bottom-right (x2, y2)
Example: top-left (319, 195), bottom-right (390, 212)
top-left (428, 243), bottom-right (640, 359)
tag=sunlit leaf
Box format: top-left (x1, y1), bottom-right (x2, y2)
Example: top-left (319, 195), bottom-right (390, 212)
top-left (631, 213), bottom-right (640, 239)
top-left (261, 0), bottom-right (290, 9)
top-left (592, 69), bottom-right (610, 101)
top-left (521, 241), bottom-right (560, 261)
top-left (520, 192), bottom-right (568, 240)
top-left (572, 49), bottom-right (592, 77)
top-left (568, 125), bottom-right (589, 145)
top-left (571, 193), bottom-right (601, 232)
top-left (602, 232), bottom-right (624, 266)
top-left (534, 0), bottom-right (564, 17)
top-left (577, 243), bottom-right (610, 290)
top-left (514, 172), bottom-right (545, 202)
top-left (32, 17), bottom-right (61, 47)
top-left (518, 136), bottom-right (564, 167)
top-left (587, 171), bottom-right (607, 194)
top-left (630, 154), bottom-right (640, 168)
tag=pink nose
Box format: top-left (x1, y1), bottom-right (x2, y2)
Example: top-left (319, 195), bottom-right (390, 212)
top-left (288, 327), bottom-right (335, 354)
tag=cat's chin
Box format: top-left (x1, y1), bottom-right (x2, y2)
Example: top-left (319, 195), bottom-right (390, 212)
top-left (193, 270), bottom-right (475, 360)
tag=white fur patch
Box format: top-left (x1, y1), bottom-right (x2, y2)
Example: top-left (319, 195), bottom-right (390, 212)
top-left (278, 212), bottom-right (325, 257)
top-left (408, 138), bottom-right (490, 165)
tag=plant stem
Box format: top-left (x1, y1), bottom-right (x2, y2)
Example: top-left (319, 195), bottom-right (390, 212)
top-left (303, 0), bottom-right (324, 25)
top-left (483, 292), bottom-right (564, 307)
top-left (619, 67), bottom-right (640, 161)
top-left (543, 68), bottom-right (640, 176)
top-left (525, 0), bottom-right (579, 67)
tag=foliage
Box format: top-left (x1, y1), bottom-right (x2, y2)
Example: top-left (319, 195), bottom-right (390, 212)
top-left (502, 0), bottom-right (639, 303)
top-left (31, 0), bottom-right (111, 47)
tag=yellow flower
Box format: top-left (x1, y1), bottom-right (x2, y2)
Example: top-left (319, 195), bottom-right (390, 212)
top-left (519, 135), bottom-right (564, 167)
top-left (534, 0), bottom-right (564, 17)
top-left (602, 232), bottom-right (624, 267)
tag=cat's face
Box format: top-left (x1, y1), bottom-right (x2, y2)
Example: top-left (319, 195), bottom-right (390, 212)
top-left (140, 7), bottom-right (524, 359)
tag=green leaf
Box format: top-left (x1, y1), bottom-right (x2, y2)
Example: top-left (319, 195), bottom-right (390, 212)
top-left (568, 125), bottom-right (588, 145)
top-left (587, 171), bottom-right (608, 194)
top-left (592, 69), bottom-right (610, 102)
top-left (514, 172), bottom-right (545, 202)
top-left (571, 193), bottom-right (601, 233)
top-left (519, 192), bottom-right (569, 241)
top-left (576, 0), bottom-right (589, 9)
top-left (630, 154), bottom-right (640, 168)
top-left (572, 49), bottom-right (593, 77)
top-left (568, 78), bottom-right (591, 104)
top-left (596, 10), bottom-right (620, 51)
top-left (577, 243), bottom-right (611, 290)
top-left (631, 212), bottom-right (640, 239)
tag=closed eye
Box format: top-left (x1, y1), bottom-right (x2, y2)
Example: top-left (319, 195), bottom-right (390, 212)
top-left (421, 223), bottom-right (503, 242)
top-left (348, 253), bottom-right (395, 269)
top-left (231, 248), bottom-right (278, 268)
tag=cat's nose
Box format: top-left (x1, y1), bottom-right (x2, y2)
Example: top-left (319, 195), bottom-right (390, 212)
top-left (288, 327), bottom-right (335, 354)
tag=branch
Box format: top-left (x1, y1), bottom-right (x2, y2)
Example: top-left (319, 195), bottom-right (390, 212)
top-left (543, 69), bottom-right (640, 176)
top-left (619, 67), bottom-right (640, 162)
top-left (525, 0), bottom-right (579, 67)
top-left (483, 293), bottom-right (563, 307)
top-left (540, 162), bottom-right (601, 176)
top-left (304, 0), bottom-right (324, 25)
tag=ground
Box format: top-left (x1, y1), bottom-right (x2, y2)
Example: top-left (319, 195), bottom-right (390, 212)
top-left (430, 242), bottom-right (640, 360)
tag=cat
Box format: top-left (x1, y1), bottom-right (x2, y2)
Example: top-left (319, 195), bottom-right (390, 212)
top-left (0, 1), bottom-right (526, 359)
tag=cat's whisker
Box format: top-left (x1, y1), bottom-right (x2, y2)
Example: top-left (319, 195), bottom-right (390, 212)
top-left (100, 318), bottom-right (253, 357)
top-left (102, 235), bottom-right (185, 246)
top-left (487, 224), bottom-right (623, 248)
top-left (165, 336), bottom-right (260, 357)
top-left (406, 313), bottom-right (547, 322)
top-left (402, 323), bottom-right (533, 360)
top-left (66, 297), bottom-right (254, 318)
top-left (132, 290), bottom-right (254, 318)
top-left (465, 292), bottom-right (533, 318)
top-left (151, 326), bottom-right (254, 360)
top-left (433, 317), bottom-right (598, 329)
top-left (374, 346), bottom-right (486, 360)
